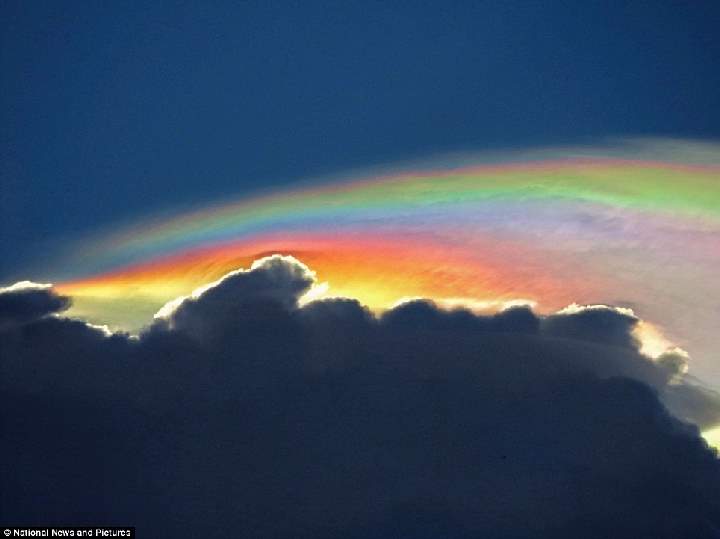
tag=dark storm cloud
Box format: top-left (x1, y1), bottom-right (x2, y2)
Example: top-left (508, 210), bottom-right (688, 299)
top-left (152, 256), bottom-right (315, 339)
top-left (1, 256), bottom-right (719, 538)
top-left (664, 382), bottom-right (720, 431)
top-left (0, 281), bottom-right (70, 329)
top-left (542, 305), bottom-right (640, 349)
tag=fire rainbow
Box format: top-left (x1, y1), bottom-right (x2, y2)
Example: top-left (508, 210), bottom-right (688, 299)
top-left (51, 142), bottom-right (719, 385)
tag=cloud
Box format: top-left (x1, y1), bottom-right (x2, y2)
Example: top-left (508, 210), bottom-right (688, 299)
top-left (152, 255), bottom-right (315, 339)
top-left (543, 303), bottom-right (640, 349)
top-left (1, 256), bottom-right (719, 538)
top-left (0, 281), bottom-right (71, 330)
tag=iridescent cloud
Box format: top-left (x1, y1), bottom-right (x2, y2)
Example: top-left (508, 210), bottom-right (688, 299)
top-left (50, 139), bottom-right (720, 382)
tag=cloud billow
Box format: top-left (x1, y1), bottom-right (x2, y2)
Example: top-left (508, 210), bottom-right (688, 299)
top-left (0, 281), bottom-right (70, 329)
top-left (1, 256), bottom-right (719, 538)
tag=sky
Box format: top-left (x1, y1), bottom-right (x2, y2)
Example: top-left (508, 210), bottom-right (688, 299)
top-left (2, 1), bottom-right (720, 272)
top-left (2, 1), bottom-right (720, 536)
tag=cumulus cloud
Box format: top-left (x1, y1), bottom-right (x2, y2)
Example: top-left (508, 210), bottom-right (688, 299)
top-left (0, 281), bottom-right (71, 330)
top-left (152, 255), bottom-right (315, 338)
top-left (1, 256), bottom-right (719, 538)
top-left (543, 303), bottom-right (640, 349)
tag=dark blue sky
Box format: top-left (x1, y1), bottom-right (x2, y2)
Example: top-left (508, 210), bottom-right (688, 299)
top-left (2, 1), bottom-right (719, 277)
